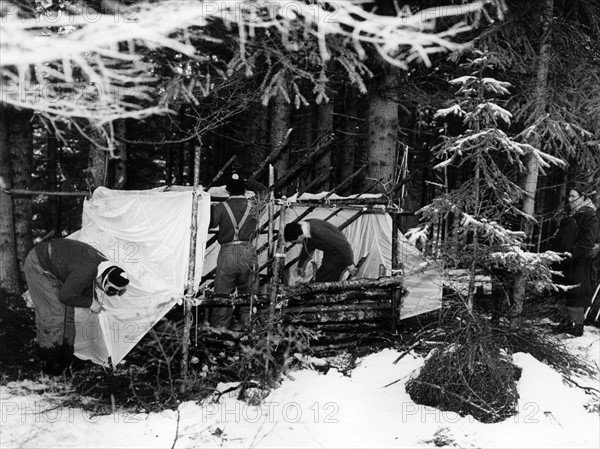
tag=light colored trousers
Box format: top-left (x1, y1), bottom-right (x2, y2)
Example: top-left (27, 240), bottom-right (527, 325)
top-left (211, 242), bottom-right (255, 328)
top-left (23, 249), bottom-right (75, 348)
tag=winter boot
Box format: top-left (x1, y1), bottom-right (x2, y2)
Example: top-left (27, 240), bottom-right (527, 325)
top-left (567, 324), bottom-right (584, 337)
top-left (37, 345), bottom-right (67, 375)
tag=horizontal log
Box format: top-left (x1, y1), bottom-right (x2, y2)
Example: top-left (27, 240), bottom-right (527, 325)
top-left (195, 292), bottom-right (271, 307)
top-left (287, 201), bottom-right (414, 213)
top-left (196, 298), bottom-right (252, 307)
top-left (285, 308), bottom-right (390, 323)
top-left (305, 322), bottom-right (383, 332)
top-left (311, 331), bottom-right (382, 342)
top-left (3, 189), bottom-right (89, 197)
top-left (283, 276), bottom-right (403, 296)
top-left (196, 293), bottom-right (389, 308)
top-left (284, 301), bottom-right (390, 315)
top-left (309, 341), bottom-right (361, 354)
top-left (294, 289), bottom-right (389, 305)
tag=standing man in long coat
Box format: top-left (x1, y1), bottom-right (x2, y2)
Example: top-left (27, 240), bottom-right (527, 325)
top-left (552, 185), bottom-right (599, 336)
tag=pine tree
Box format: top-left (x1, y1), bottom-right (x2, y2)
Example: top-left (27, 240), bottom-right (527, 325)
top-left (407, 50), bottom-right (565, 313)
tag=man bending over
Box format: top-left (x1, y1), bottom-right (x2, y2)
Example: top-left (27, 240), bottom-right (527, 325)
top-left (284, 219), bottom-right (357, 282)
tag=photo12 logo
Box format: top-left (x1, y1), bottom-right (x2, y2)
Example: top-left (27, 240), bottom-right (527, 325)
top-left (1, 2), bottom-right (138, 24)
top-left (1, 82), bottom-right (142, 107)
top-left (201, 401), bottom-right (340, 424)
top-left (196, 1), bottom-right (339, 25)
top-left (1, 401), bottom-right (141, 424)
top-left (400, 401), bottom-right (541, 424)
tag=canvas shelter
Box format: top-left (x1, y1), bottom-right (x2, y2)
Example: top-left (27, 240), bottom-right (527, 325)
top-left (203, 192), bottom-right (443, 314)
top-left (68, 187), bottom-right (442, 367)
top-left (70, 187), bottom-right (211, 367)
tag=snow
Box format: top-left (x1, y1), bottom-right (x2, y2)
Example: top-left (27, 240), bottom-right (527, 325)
top-left (2, 328), bottom-right (599, 449)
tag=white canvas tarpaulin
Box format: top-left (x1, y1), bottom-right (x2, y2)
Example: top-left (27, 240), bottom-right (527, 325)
top-left (71, 187), bottom-right (211, 367)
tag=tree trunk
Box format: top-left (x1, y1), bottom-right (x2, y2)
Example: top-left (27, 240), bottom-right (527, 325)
top-left (88, 126), bottom-right (108, 190)
top-left (244, 106), bottom-right (269, 181)
top-left (271, 80), bottom-right (291, 190)
top-left (10, 106), bottom-right (34, 272)
top-left (366, 67), bottom-right (399, 193)
top-left (0, 104), bottom-right (24, 293)
top-left (166, 142), bottom-right (173, 185)
top-left (339, 86), bottom-right (358, 195)
top-left (316, 100), bottom-right (334, 191)
top-left (47, 131), bottom-right (61, 235)
top-left (177, 143), bottom-right (185, 185)
top-left (295, 102), bottom-right (314, 193)
top-left (512, 0), bottom-right (554, 327)
top-left (111, 119), bottom-right (127, 189)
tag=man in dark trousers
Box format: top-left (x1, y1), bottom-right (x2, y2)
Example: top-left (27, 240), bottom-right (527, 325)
top-left (23, 238), bottom-right (130, 374)
top-left (284, 219), bottom-right (357, 282)
top-left (209, 173), bottom-right (257, 329)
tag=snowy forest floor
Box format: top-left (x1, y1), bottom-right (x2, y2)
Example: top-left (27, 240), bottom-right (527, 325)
top-left (1, 292), bottom-right (599, 448)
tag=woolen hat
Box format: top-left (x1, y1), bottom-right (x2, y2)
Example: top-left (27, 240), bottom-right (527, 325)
top-left (97, 261), bottom-right (129, 287)
top-left (226, 173), bottom-right (246, 193)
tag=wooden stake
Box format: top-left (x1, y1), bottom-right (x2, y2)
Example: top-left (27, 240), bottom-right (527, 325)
top-left (266, 199), bottom-right (287, 372)
top-left (268, 165), bottom-right (275, 260)
top-left (206, 154), bottom-right (237, 188)
top-left (272, 133), bottom-right (333, 191)
top-left (181, 142), bottom-right (201, 393)
top-left (298, 171), bottom-right (328, 195)
top-left (391, 210), bottom-right (399, 333)
top-left (249, 128), bottom-right (292, 182)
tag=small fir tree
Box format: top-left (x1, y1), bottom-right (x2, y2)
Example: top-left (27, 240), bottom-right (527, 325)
top-left (407, 51), bottom-right (565, 312)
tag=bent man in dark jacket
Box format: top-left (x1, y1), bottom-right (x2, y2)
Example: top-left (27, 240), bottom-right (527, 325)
top-left (23, 238), bottom-right (129, 374)
top-left (284, 219), bottom-right (357, 282)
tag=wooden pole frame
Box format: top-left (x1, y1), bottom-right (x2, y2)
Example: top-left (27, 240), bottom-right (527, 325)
top-left (2, 189), bottom-right (89, 197)
top-left (181, 142), bottom-right (201, 393)
top-left (266, 197), bottom-right (287, 373)
top-left (206, 154), bottom-right (237, 188)
top-left (391, 210), bottom-right (400, 333)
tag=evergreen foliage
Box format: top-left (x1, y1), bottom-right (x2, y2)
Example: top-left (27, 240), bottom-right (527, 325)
top-left (407, 50), bottom-right (565, 304)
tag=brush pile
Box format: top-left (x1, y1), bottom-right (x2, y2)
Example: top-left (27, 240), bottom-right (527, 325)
top-left (405, 301), bottom-right (519, 423)
top-left (404, 298), bottom-right (596, 423)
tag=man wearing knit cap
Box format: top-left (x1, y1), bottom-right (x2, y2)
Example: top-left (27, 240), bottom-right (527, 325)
top-left (23, 238), bottom-right (130, 374)
top-left (209, 172), bottom-right (257, 329)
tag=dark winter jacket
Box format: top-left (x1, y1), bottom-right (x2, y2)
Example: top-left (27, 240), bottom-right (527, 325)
top-left (553, 206), bottom-right (599, 308)
top-left (298, 219), bottom-right (354, 282)
top-left (35, 239), bottom-right (107, 308)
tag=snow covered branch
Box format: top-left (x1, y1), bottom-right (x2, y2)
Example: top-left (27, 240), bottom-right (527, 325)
top-left (0, 0), bottom-right (504, 122)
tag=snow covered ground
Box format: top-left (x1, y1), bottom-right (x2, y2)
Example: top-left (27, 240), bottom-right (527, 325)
top-left (2, 326), bottom-right (599, 449)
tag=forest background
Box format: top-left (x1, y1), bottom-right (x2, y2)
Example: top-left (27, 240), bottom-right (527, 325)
top-left (2, 0), bottom-right (600, 303)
